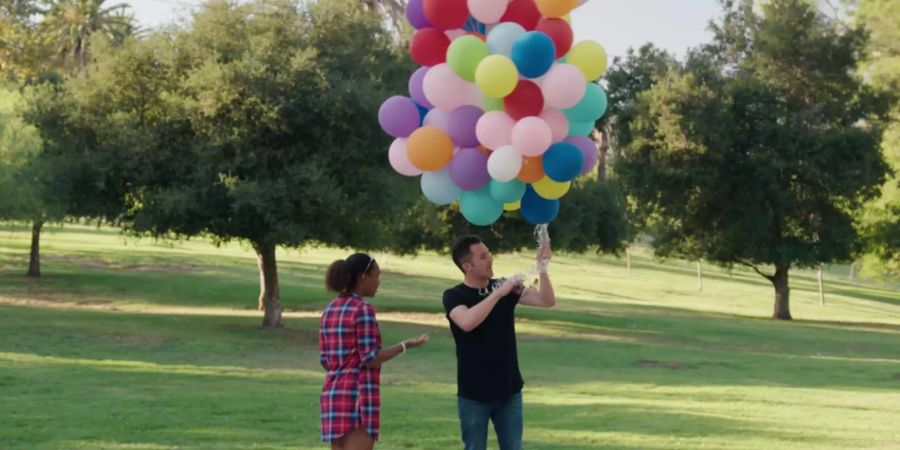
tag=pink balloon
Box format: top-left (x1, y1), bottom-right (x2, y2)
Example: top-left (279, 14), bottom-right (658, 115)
top-left (540, 108), bottom-right (569, 143)
top-left (476, 111), bottom-right (515, 150)
top-left (389, 138), bottom-right (423, 176)
top-left (423, 63), bottom-right (480, 111)
top-left (511, 117), bottom-right (552, 157)
top-left (445, 28), bottom-right (467, 40)
top-left (541, 64), bottom-right (586, 109)
top-left (468, 0), bottom-right (508, 24)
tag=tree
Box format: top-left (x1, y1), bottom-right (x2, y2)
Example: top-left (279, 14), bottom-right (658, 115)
top-left (614, 0), bottom-right (889, 319)
top-left (43, 0), bottom-right (132, 72)
top-left (854, 0), bottom-right (900, 277)
top-left (0, 0), bottom-right (56, 81)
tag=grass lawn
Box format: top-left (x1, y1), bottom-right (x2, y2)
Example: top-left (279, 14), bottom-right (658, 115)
top-left (1, 223), bottom-right (899, 449)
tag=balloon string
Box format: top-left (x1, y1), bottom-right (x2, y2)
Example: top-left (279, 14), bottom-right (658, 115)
top-left (486, 224), bottom-right (551, 294)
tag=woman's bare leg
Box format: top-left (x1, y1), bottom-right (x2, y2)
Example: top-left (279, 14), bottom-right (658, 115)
top-left (341, 427), bottom-right (375, 450)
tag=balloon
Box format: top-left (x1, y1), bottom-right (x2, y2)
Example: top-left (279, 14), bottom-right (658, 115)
top-left (449, 147), bottom-right (490, 190)
top-left (489, 179), bottom-right (527, 203)
top-left (421, 168), bottom-right (462, 205)
top-left (407, 0), bottom-right (432, 29)
top-left (487, 145), bottom-right (523, 182)
top-left (567, 40), bottom-right (608, 81)
top-left (511, 31), bottom-right (556, 78)
top-left (460, 187), bottom-right (504, 226)
top-left (483, 96), bottom-right (505, 112)
top-left (424, 108), bottom-right (452, 132)
top-left (521, 185), bottom-right (560, 224)
top-left (541, 64), bottom-right (586, 109)
top-left (475, 55), bottom-right (519, 98)
top-left (501, 0), bottom-right (541, 30)
top-left (389, 138), bottom-right (423, 176)
top-left (445, 28), bottom-right (467, 40)
top-left (468, 0), bottom-right (508, 24)
top-left (532, 176), bottom-right (571, 199)
top-left (539, 108), bottom-right (569, 143)
top-left (407, 126), bottom-right (455, 171)
top-left (535, 19), bottom-right (573, 58)
top-left (542, 142), bottom-right (583, 182)
top-left (564, 82), bottom-right (607, 122)
top-left (408, 67), bottom-right (434, 109)
top-left (378, 96), bottom-right (421, 138)
top-left (415, 102), bottom-right (429, 123)
top-left (423, 0), bottom-right (470, 30)
top-left (565, 136), bottom-right (598, 175)
top-left (518, 155), bottom-right (545, 183)
top-left (511, 117), bottom-right (552, 157)
top-left (411, 28), bottom-right (451, 66)
top-left (476, 111), bottom-right (515, 150)
top-left (534, 0), bottom-right (577, 18)
top-left (504, 200), bottom-right (521, 211)
top-left (504, 80), bottom-right (544, 120)
top-left (447, 35), bottom-right (491, 82)
top-left (424, 63), bottom-right (481, 110)
top-left (447, 105), bottom-right (483, 148)
top-left (567, 120), bottom-right (595, 137)
top-left (486, 22), bottom-right (526, 58)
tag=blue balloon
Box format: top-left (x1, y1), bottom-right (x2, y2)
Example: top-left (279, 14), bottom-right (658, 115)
top-left (489, 179), bottom-right (527, 203)
top-left (565, 83), bottom-right (608, 123)
top-left (414, 102), bottom-right (429, 124)
top-left (543, 142), bottom-right (584, 182)
top-left (460, 187), bottom-right (504, 226)
top-left (487, 22), bottom-right (526, 58)
top-left (511, 31), bottom-right (556, 79)
top-left (520, 186), bottom-right (560, 224)
top-left (421, 169), bottom-right (461, 205)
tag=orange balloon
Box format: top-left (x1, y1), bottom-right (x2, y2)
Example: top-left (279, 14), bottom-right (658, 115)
top-left (535, 0), bottom-right (578, 18)
top-left (517, 155), bottom-right (544, 183)
top-left (407, 126), bottom-right (454, 171)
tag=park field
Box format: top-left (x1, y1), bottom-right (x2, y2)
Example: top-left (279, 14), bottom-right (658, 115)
top-left (1, 224), bottom-right (899, 449)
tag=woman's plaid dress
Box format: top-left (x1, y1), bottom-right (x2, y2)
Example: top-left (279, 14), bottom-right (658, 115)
top-left (319, 293), bottom-right (382, 442)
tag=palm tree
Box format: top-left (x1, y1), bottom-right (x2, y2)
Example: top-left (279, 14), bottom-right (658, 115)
top-left (361, 0), bottom-right (405, 34)
top-left (43, 0), bottom-right (133, 72)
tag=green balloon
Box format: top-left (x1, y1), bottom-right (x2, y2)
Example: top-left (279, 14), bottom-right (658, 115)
top-left (447, 36), bottom-right (490, 82)
top-left (460, 187), bottom-right (504, 226)
top-left (564, 83), bottom-right (608, 123)
top-left (489, 179), bottom-right (527, 203)
top-left (483, 96), bottom-right (505, 112)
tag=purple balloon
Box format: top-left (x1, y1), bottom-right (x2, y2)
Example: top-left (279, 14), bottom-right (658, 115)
top-left (447, 105), bottom-right (483, 148)
top-left (450, 148), bottom-right (490, 191)
top-left (379, 96), bottom-right (421, 138)
top-left (408, 67), bottom-right (433, 109)
top-left (565, 136), bottom-right (599, 176)
top-left (406, 0), bottom-right (431, 29)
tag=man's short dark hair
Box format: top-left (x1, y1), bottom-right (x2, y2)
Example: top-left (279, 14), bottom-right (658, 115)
top-left (451, 235), bottom-right (483, 273)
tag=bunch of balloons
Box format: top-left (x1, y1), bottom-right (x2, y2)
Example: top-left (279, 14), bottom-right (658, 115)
top-left (378, 0), bottom-right (608, 226)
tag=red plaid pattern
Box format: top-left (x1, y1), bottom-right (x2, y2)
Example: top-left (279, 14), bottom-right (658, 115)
top-left (319, 293), bottom-right (382, 442)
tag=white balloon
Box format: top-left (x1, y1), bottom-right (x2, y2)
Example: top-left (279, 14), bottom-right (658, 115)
top-left (389, 138), bottom-right (423, 176)
top-left (424, 108), bottom-right (452, 132)
top-left (487, 145), bottom-right (523, 182)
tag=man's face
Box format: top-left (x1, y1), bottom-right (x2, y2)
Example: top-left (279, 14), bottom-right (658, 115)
top-left (463, 243), bottom-right (493, 279)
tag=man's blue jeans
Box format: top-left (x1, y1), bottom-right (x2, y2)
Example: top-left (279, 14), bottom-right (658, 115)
top-left (457, 392), bottom-right (523, 450)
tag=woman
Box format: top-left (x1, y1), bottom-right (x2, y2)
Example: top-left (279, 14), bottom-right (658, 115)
top-left (319, 253), bottom-right (428, 450)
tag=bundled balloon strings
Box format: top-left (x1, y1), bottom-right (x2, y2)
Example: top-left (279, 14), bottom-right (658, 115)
top-left (480, 224), bottom-right (551, 296)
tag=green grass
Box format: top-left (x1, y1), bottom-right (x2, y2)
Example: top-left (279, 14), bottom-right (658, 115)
top-left (1, 223), bottom-right (899, 449)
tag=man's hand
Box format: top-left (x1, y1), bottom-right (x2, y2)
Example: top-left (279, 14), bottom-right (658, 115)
top-left (495, 277), bottom-right (524, 297)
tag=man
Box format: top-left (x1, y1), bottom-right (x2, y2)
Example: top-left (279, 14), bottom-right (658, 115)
top-left (442, 235), bottom-right (556, 450)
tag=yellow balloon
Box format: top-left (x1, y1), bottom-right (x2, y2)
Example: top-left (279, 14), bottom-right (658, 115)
top-left (533, 176), bottom-right (571, 200)
top-left (567, 41), bottom-right (608, 81)
top-left (562, 14), bottom-right (571, 23)
top-left (475, 55), bottom-right (519, 98)
top-left (504, 200), bottom-right (521, 211)
top-left (535, 0), bottom-right (578, 18)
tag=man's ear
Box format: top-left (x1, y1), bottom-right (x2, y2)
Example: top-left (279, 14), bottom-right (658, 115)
top-left (461, 261), bottom-right (472, 273)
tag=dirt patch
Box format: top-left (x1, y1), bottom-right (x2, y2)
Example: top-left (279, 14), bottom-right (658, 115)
top-left (43, 254), bottom-right (199, 273)
top-left (893, 373), bottom-right (900, 380)
top-left (635, 359), bottom-right (694, 370)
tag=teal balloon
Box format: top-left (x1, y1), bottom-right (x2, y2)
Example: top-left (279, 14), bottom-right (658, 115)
top-left (460, 187), bottom-right (504, 226)
top-left (421, 169), bottom-right (462, 205)
top-left (543, 142), bottom-right (583, 182)
top-left (489, 179), bottom-right (527, 203)
top-left (564, 83), bottom-right (608, 123)
top-left (520, 186), bottom-right (560, 224)
top-left (567, 120), bottom-right (595, 137)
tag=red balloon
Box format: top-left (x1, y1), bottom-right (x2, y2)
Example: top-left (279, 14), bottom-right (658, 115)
top-left (501, 0), bottom-right (541, 30)
top-left (423, 0), bottom-right (469, 30)
top-left (504, 80), bottom-right (544, 120)
top-left (410, 28), bottom-right (451, 66)
top-left (536, 19), bottom-right (573, 58)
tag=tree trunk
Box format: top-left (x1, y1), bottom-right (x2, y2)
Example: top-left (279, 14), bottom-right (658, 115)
top-left (848, 262), bottom-right (855, 281)
top-left (817, 265), bottom-right (825, 306)
top-left (696, 260), bottom-right (703, 292)
top-left (625, 247), bottom-right (631, 276)
top-left (594, 129), bottom-right (609, 182)
top-left (770, 263), bottom-right (792, 320)
top-left (27, 220), bottom-right (43, 278)
top-left (255, 243), bottom-right (283, 328)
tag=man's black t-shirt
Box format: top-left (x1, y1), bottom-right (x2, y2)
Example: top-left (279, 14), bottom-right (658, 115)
top-left (442, 280), bottom-right (523, 402)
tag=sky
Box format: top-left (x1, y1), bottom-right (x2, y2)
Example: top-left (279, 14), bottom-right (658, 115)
top-left (123, 0), bottom-right (722, 60)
